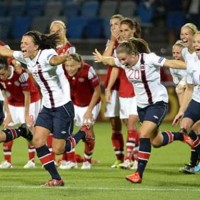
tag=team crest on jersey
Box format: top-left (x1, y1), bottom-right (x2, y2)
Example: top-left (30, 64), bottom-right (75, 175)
top-left (78, 77), bottom-right (85, 82)
top-left (14, 81), bottom-right (20, 86)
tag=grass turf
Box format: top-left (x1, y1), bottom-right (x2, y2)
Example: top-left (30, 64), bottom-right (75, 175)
top-left (0, 122), bottom-right (199, 200)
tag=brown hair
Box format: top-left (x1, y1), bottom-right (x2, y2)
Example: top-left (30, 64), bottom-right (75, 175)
top-left (23, 30), bottom-right (59, 50)
top-left (129, 38), bottom-right (150, 53)
top-left (120, 18), bottom-right (141, 38)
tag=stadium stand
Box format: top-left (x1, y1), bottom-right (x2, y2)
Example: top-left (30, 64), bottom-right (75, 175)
top-left (99, 1), bottom-right (118, 19)
top-left (0, 17), bottom-right (12, 40)
top-left (43, 1), bottom-right (63, 18)
top-left (30, 16), bottom-right (50, 34)
top-left (81, 1), bottom-right (100, 18)
top-left (25, 1), bottom-right (45, 18)
top-left (11, 16), bottom-right (32, 39)
top-left (63, 1), bottom-right (81, 18)
top-left (84, 17), bottom-right (103, 39)
top-left (67, 16), bottom-right (87, 39)
top-left (7, 1), bottom-right (26, 17)
top-left (118, 1), bottom-right (136, 18)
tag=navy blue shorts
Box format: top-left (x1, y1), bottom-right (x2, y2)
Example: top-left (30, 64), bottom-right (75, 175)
top-left (137, 101), bottom-right (168, 126)
top-left (184, 99), bottom-right (200, 123)
top-left (35, 101), bottom-right (74, 140)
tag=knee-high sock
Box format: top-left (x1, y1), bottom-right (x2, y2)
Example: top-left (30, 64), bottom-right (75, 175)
top-left (137, 138), bottom-right (151, 178)
top-left (161, 131), bottom-right (184, 146)
top-left (36, 145), bottom-right (61, 180)
top-left (3, 141), bottom-right (13, 163)
top-left (125, 130), bottom-right (139, 160)
top-left (111, 132), bottom-right (124, 161)
top-left (3, 125), bottom-right (30, 142)
top-left (83, 138), bottom-right (95, 163)
top-left (188, 130), bottom-right (200, 167)
top-left (47, 133), bottom-right (55, 161)
top-left (28, 143), bottom-right (35, 162)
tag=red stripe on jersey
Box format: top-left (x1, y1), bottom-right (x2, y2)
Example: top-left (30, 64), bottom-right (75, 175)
top-left (138, 151), bottom-right (150, 161)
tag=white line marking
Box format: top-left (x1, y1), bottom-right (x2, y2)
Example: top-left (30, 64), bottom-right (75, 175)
top-left (0, 185), bottom-right (200, 192)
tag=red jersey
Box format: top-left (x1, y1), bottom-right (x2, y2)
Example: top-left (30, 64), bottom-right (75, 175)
top-left (104, 40), bottom-right (120, 90)
top-left (118, 68), bottom-right (135, 97)
top-left (56, 42), bottom-right (75, 55)
top-left (64, 62), bottom-right (100, 107)
top-left (0, 66), bottom-right (41, 106)
top-left (0, 40), bottom-right (6, 46)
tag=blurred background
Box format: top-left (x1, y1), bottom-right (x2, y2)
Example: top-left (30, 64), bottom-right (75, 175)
top-left (0, 0), bottom-right (199, 121)
top-left (1, 0), bottom-right (198, 79)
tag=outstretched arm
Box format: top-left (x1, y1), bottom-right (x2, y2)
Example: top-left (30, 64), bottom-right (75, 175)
top-left (164, 59), bottom-right (186, 69)
top-left (93, 49), bottom-right (116, 66)
top-left (0, 46), bottom-right (14, 57)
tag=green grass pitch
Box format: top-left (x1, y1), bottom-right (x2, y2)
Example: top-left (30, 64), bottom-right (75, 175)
top-left (0, 122), bottom-right (199, 200)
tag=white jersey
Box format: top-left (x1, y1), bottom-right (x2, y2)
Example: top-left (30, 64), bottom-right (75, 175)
top-left (169, 68), bottom-right (186, 85)
top-left (13, 49), bottom-right (71, 108)
top-left (186, 57), bottom-right (200, 103)
top-left (182, 47), bottom-right (197, 62)
top-left (114, 53), bottom-right (168, 108)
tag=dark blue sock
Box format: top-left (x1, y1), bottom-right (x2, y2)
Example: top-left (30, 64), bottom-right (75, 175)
top-left (65, 130), bottom-right (85, 152)
top-left (36, 145), bottom-right (61, 180)
top-left (137, 138), bottom-right (151, 178)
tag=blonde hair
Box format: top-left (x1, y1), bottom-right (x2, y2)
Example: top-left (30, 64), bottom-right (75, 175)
top-left (182, 23), bottom-right (198, 35)
top-left (50, 20), bottom-right (66, 30)
top-left (110, 14), bottom-right (124, 21)
top-left (173, 40), bottom-right (185, 48)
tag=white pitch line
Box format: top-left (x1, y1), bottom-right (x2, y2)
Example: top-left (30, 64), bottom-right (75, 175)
top-left (0, 185), bottom-right (200, 192)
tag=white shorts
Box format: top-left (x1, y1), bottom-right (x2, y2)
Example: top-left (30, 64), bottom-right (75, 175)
top-left (104, 90), bottom-right (120, 118)
top-left (119, 96), bottom-right (138, 119)
top-left (74, 102), bottom-right (101, 127)
top-left (7, 99), bottom-right (41, 126)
